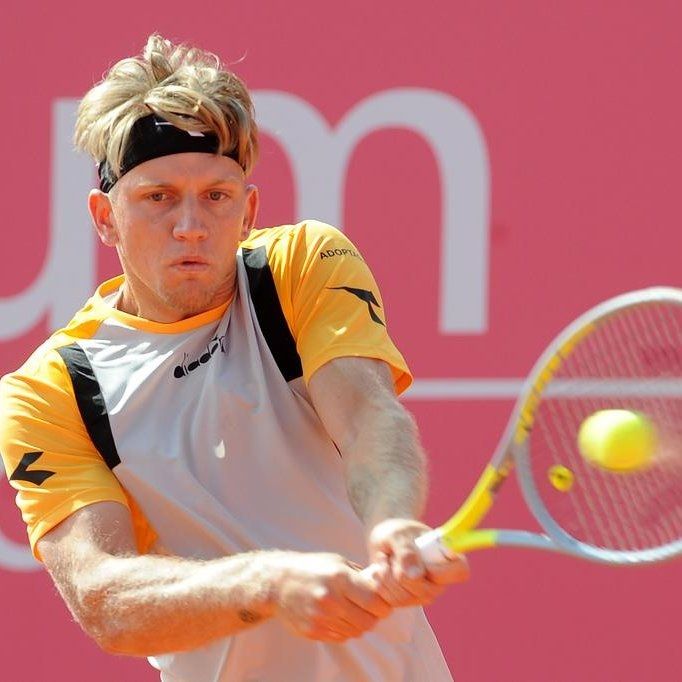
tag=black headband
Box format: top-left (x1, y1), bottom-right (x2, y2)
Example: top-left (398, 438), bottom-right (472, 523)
top-left (97, 114), bottom-right (239, 192)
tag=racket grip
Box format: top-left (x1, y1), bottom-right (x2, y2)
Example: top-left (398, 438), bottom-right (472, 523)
top-left (415, 528), bottom-right (458, 565)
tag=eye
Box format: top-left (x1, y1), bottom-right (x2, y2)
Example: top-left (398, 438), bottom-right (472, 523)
top-left (208, 190), bottom-right (228, 201)
top-left (148, 192), bottom-right (168, 202)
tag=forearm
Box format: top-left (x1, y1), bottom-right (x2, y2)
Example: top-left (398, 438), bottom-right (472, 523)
top-left (68, 549), bottom-right (286, 656)
top-left (341, 400), bottom-right (427, 529)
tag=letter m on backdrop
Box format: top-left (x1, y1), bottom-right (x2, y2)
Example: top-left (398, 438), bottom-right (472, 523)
top-left (0, 90), bottom-right (489, 344)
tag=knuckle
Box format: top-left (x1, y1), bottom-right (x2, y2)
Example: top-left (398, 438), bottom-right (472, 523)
top-left (326, 566), bottom-right (349, 588)
top-left (364, 615), bottom-right (379, 631)
top-left (312, 585), bottom-right (333, 606)
top-left (393, 560), bottom-right (416, 579)
top-left (421, 584), bottom-right (445, 605)
top-left (395, 573), bottom-right (420, 592)
top-left (301, 624), bottom-right (321, 640)
top-left (309, 609), bottom-right (329, 629)
top-left (331, 633), bottom-right (351, 643)
top-left (372, 597), bottom-right (392, 618)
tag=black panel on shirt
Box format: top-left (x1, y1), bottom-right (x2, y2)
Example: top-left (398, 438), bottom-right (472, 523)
top-left (57, 344), bottom-right (121, 469)
top-left (242, 246), bottom-right (303, 382)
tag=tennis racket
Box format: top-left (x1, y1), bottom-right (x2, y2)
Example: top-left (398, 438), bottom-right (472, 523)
top-left (412, 286), bottom-right (682, 566)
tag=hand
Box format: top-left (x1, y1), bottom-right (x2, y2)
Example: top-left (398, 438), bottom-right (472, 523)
top-left (272, 552), bottom-right (392, 643)
top-left (364, 518), bottom-right (470, 608)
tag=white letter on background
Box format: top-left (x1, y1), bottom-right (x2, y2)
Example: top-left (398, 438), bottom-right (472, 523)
top-left (0, 99), bottom-right (95, 342)
top-left (255, 89), bottom-right (490, 333)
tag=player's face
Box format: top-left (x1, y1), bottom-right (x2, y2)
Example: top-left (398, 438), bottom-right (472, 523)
top-left (91, 153), bottom-right (258, 322)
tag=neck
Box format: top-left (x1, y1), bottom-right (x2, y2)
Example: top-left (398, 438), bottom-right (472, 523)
top-left (115, 277), bottom-right (235, 323)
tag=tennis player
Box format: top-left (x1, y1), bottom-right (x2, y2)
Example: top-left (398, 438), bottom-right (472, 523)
top-left (0, 35), bottom-right (468, 681)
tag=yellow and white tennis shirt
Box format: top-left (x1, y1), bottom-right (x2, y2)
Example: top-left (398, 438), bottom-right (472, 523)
top-left (0, 221), bottom-right (452, 682)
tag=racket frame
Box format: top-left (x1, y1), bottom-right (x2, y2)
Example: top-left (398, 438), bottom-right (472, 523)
top-left (424, 286), bottom-right (682, 565)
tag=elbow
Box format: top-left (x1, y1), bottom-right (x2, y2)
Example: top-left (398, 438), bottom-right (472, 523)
top-left (73, 579), bottom-right (144, 656)
top-left (92, 631), bottom-right (130, 656)
top-left (82, 616), bottom-right (148, 657)
top-left (74, 593), bottom-right (124, 655)
top-left (76, 589), bottom-right (181, 657)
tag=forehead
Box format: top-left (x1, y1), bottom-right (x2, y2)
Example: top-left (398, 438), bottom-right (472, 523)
top-left (118, 152), bottom-right (245, 189)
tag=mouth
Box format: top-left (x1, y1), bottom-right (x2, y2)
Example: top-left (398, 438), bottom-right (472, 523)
top-left (170, 257), bottom-right (210, 272)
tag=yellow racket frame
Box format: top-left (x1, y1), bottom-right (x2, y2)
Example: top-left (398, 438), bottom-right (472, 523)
top-left (434, 322), bottom-right (597, 554)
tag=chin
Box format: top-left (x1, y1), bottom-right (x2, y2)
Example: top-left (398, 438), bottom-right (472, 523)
top-left (162, 284), bottom-right (224, 318)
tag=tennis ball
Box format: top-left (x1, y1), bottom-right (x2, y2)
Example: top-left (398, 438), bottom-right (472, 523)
top-left (577, 410), bottom-right (657, 472)
top-left (548, 465), bottom-right (575, 492)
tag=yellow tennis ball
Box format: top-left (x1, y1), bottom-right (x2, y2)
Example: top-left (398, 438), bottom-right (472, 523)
top-left (548, 464), bottom-right (575, 492)
top-left (578, 409), bottom-right (657, 472)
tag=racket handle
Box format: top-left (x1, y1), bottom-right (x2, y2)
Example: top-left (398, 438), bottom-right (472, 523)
top-left (415, 528), bottom-right (458, 565)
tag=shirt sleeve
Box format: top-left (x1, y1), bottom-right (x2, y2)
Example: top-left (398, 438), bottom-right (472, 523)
top-left (268, 221), bottom-right (412, 394)
top-left (0, 348), bottom-right (155, 560)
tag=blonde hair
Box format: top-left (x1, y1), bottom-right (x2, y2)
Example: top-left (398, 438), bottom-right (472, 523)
top-left (74, 34), bottom-right (259, 179)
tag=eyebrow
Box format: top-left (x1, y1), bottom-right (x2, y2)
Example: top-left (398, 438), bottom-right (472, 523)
top-left (134, 177), bottom-right (242, 188)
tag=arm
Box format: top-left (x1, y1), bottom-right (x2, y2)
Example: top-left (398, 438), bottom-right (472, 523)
top-left (308, 357), bottom-right (469, 606)
top-left (309, 357), bottom-right (426, 527)
top-left (38, 501), bottom-right (392, 656)
top-left (0, 344), bottom-right (391, 655)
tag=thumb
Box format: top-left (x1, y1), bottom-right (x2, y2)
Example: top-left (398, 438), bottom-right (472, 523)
top-left (394, 544), bottom-right (426, 581)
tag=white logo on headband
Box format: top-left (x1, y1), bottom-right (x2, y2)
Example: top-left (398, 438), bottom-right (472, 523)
top-left (155, 120), bottom-right (206, 137)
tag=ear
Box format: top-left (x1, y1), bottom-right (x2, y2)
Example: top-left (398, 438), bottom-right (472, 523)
top-left (241, 184), bottom-right (260, 240)
top-left (88, 189), bottom-right (119, 247)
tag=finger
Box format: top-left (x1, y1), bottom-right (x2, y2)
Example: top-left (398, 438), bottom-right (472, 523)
top-left (359, 555), bottom-right (389, 586)
top-left (412, 580), bottom-right (447, 605)
top-left (345, 558), bottom-right (363, 571)
top-left (308, 598), bottom-right (380, 640)
top-left (367, 549), bottom-right (391, 569)
top-left (389, 559), bottom-right (451, 604)
top-left (336, 601), bottom-right (380, 634)
top-left (300, 606), bottom-right (366, 641)
top-left (319, 614), bottom-right (365, 640)
top-left (307, 626), bottom-right (350, 643)
top-left (345, 574), bottom-right (393, 619)
top-left (371, 561), bottom-right (423, 607)
top-left (321, 631), bottom-right (346, 643)
top-left (426, 553), bottom-right (471, 585)
top-left (359, 563), bottom-right (397, 605)
top-left (316, 621), bottom-right (368, 643)
top-left (391, 542), bottom-right (427, 583)
top-left (361, 551), bottom-right (430, 607)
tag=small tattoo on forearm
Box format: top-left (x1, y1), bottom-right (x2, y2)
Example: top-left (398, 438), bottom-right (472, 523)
top-left (238, 609), bottom-right (261, 624)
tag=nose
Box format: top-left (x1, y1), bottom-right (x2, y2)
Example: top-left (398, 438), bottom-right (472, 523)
top-left (172, 197), bottom-right (208, 241)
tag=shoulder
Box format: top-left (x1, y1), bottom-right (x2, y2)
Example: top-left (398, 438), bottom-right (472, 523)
top-left (241, 221), bottom-right (365, 281)
top-left (0, 292), bottom-right (108, 415)
top-left (242, 220), bottom-right (352, 256)
top-left (0, 345), bottom-right (75, 435)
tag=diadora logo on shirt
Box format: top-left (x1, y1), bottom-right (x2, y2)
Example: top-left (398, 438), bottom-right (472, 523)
top-left (328, 286), bottom-right (384, 326)
top-left (173, 333), bottom-right (228, 378)
top-left (9, 451), bottom-right (55, 486)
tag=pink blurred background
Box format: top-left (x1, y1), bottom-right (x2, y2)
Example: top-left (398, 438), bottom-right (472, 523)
top-left (0, 2), bottom-right (679, 680)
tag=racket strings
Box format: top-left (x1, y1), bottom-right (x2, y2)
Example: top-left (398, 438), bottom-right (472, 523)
top-left (635, 304), bottom-right (682, 537)
top-left (624, 306), bottom-right (682, 533)
top-left (593, 307), bottom-right (680, 550)
top-left (541, 396), bottom-right (609, 546)
top-left (619, 304), bottom-right (682, 542)
top-left (529, 300), bottom-right (682, 556)
top-left (549, 316), bottom-right (642, 550)
top-left (596, 304), bottom-right (682, 547)
top-left (561, 325), bottom-right (652, 550)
